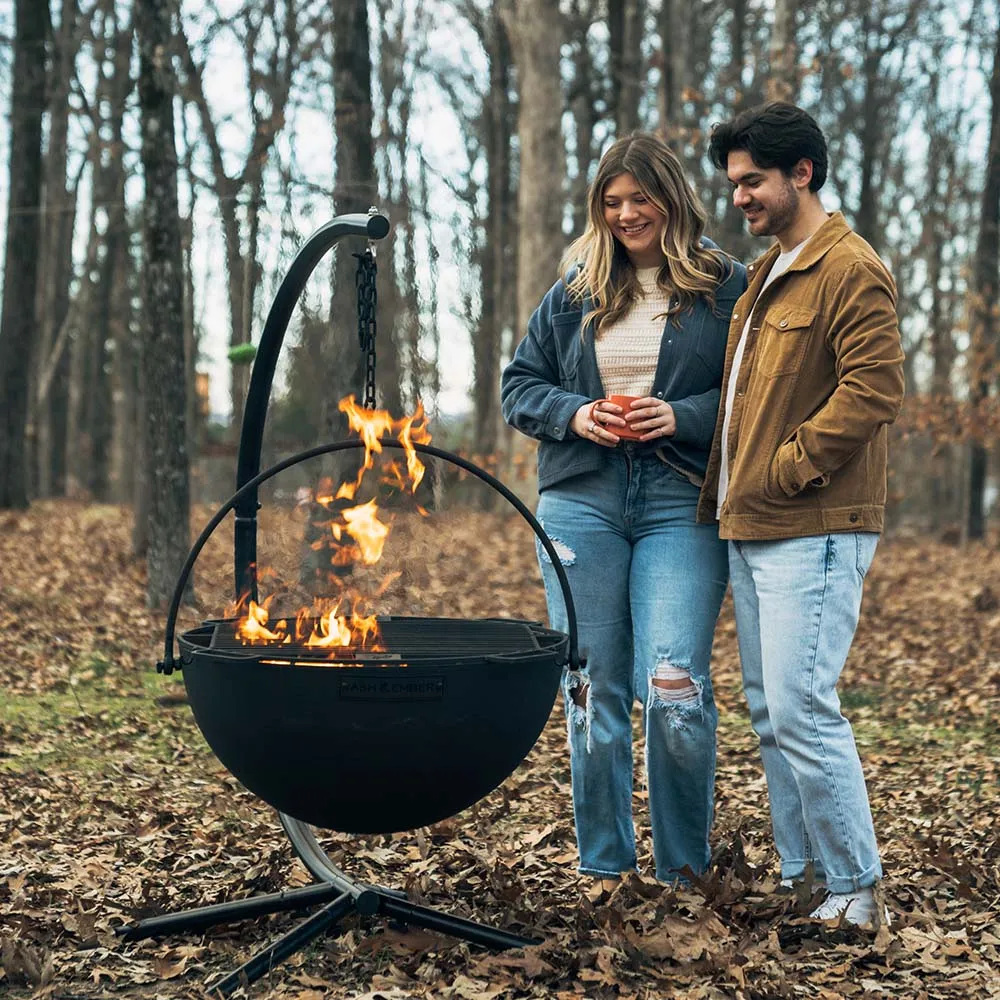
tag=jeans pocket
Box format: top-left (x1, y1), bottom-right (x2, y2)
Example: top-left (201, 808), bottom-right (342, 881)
top-left (855, 532), bottom-right (879, 580)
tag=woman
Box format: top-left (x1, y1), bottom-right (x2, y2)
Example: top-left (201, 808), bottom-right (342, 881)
top-left (501, 133), bottom-right (746, 890)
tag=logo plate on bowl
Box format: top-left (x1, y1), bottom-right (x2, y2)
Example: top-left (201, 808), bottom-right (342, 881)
top-left (339, 676), bottom-right (445, 701)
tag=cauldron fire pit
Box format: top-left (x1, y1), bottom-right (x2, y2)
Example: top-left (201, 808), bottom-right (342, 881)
top-left (115, 213), bottom-right (581, 997)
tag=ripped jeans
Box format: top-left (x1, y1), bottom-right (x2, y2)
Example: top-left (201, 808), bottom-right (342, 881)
top-left (536, 449), bottom-right (728, 882)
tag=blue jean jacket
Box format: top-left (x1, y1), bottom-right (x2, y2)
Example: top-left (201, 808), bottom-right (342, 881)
top-left (501, 246), bottom-right (747, 491)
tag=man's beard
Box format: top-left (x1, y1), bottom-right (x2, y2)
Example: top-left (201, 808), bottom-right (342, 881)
top-left (751, 180), bottom-right (800, 237)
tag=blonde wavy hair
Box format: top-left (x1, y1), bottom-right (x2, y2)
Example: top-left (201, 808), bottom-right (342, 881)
top-left (562, 132), bottom-right (730, 339)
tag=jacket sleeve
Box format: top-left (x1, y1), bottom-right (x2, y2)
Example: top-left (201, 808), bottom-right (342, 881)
top-left (668, 260), bottom-right (747, 451)
top-left (500, 282), bottom-right (593, 442)
top-left (775, 259), bottom-right (905, 496)
top-left (669, 388), bottom-right (722, 449)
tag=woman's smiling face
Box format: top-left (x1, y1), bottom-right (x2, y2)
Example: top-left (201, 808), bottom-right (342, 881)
top-left (602, 172), bottom-right (668, 268)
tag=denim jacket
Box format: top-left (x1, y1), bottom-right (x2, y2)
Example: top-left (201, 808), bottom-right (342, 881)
top-left (501, 242), bottom-right (747, 491)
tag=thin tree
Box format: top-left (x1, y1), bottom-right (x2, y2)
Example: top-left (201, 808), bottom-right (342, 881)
top-left (503, 0), bottom-right (566, 345)
top-left (766, 0), bottom-right (798, 102)
top-left (326, 0), bottom-right (378, 429)
top-left (34, 0), bottom-right (83, 498)
top-left (136, 0), bottom-right (191, 605)
top-left (608, 0), bottom-right (643, 136)
top-left (966, 13), bottom-right (1000, 541)
top-left (0, 0), bottom-right (48, 508)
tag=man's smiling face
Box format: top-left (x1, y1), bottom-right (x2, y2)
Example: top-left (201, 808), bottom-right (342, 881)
top-left (727, 149), bottom-right (802, 240)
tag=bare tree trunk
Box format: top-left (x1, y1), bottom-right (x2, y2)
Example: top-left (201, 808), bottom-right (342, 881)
top-left (326, 0), bottom-right (378, 430)
top-left (657, 0), bottom-right (689, 149)
top-left (34, 0), bottom-right (81, 498)
top-left (86, 0), bottom-right (133, 501)
top-left (609, 0), bottom-right (643, 136)
top-left (766, 0), bottom-right (798, 102)
top-left (966, 15), bottom-right (1000, 541)
top-left (137, 0), bottom-right (191, 606)
top-left (503, 0), bottom-right (566, 345)
top-left (474, 6), bottom-right (514, 464)
top-left (0, 0), bottom-right (48, 508)
top-left (854, 14), bottom-right (882, 252)
top-left (924, 56), bottom-right (957, 531)
top-left (567, 1), bottom-right (599, 236)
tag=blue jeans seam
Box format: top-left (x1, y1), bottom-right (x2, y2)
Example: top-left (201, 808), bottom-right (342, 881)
top-left (808, 534), bottom-right (858, 879)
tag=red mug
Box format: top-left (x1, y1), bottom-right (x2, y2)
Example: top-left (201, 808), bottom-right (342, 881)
top-left (603, 394), bottom-right (644, 440)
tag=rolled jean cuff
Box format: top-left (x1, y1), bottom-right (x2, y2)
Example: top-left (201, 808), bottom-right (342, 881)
top-left (779, 859), bottom-right (827, 882)
top-left (820, 860), bottom-right (883, 895)
top-left (578, 866), bottom-right (634, 879)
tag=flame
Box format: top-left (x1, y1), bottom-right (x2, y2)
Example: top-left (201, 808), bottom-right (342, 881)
top-left (236, 600), bottom-right (289, 644)
top-left (342, 499), bottom-right (389, 564)
top-left (230, 396), bottom-right (431, 658)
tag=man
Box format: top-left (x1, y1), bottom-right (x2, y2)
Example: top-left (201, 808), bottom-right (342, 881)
top-left (697, 102), bottom-right (904, 926)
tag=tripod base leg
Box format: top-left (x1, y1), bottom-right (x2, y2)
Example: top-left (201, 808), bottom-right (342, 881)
top-left (115, 881), bottom-right (347, 941)
top-left (120, 881), bottom-right (541, 995)
top-left (382, 895), bottom-right (541, 949)
top-left (207, 892), bottom-right (353, 998)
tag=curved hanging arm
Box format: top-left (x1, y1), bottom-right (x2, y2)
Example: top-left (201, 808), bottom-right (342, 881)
top-left (234, 213), bottom-right (391, 599)
top-left (159, 440), bottom-right (582, 676)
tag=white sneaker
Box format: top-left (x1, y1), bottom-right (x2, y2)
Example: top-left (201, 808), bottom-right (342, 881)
top-left (809, 888), bottom-right (890, 928)
top-left (780, 877), bottom-right (826, 890)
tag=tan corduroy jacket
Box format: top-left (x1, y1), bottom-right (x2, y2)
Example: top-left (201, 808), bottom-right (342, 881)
top-left (696, 212), bottom-right (905, 540)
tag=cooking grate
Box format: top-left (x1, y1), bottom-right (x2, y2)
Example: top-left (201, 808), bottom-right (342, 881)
top-left (208, 615), bottom-right (544, 661)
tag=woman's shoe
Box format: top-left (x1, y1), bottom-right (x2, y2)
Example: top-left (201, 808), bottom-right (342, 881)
top-left (809, 888), bottom-right (891, 928)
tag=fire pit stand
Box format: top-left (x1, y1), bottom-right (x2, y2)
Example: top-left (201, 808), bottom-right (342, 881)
top-left (115, 213), bottom-right (582, 997)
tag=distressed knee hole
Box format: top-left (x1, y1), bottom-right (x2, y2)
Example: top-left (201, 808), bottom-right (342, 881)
top-left (564, 669), bottom-right (593, 752)
top-left (537, 522), bottom-right (576, 566)
top-left (648, 659), bottom-right (702, 726)
top-left (653, 665), bottom-right (699, 705)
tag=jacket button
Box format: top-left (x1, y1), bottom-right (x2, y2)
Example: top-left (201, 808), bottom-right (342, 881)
top-left (655, 391), bottom-right (663, 398)
top-left (779, 319), bottom-right (788, 328)
top-left (791, 481), bottom-right (799, 490)
top-left (553, 426), bottom-right (561, 434)
top-left (850, 513), bottom-right (859, 523)
top-left (733, 313), bottom-right (739, 321)
top-left (736, 390), bottom-right (744, 397)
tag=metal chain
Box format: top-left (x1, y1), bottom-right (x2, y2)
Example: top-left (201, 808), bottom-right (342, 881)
top-left (355, 248), bottom-right (378, 409)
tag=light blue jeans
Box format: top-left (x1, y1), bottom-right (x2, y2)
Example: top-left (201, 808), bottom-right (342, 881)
top-left (536, 449), bottom-right (728, 882)
top-left (728, 532), bottom-right (882, 893)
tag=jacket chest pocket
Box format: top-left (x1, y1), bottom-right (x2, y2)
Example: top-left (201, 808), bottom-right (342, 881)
top-left (695, 298), bottom-right (737, 375)
top-left (552, 312), bottom-right (584, 382)
top-left (756, 305), bottom-right (816, 376)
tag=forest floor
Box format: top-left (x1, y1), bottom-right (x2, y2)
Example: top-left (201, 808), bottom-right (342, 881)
top-left (2, 499), bottom-right (1000, 999)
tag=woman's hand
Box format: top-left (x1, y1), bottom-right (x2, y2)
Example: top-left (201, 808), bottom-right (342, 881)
top-left (626, 397), bottom-right (677, 441)
top-left (571, 400), bottom-right (626, 447)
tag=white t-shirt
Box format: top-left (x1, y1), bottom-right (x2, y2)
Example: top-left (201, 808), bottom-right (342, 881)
top-left (716, 239), bottom-right (808, 518)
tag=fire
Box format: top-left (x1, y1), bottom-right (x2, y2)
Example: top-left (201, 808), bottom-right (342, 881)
top-left (236, 600), bottom-right (289, 644)
top-left (231, 397), bottom-right (430, 657)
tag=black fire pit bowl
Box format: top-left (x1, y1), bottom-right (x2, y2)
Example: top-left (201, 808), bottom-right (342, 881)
top-left (160, 438), bottom-right (583, 837)
top-left (178, 616), bottom-right (565, 832)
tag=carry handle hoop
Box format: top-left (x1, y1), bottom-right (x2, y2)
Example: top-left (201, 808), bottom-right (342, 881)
top-left (158, 440), bottom-right (584, 676)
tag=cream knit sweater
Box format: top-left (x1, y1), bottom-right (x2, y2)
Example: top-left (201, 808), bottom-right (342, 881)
top-left (593, 267), bottom-right (703, 485)
top-left (594, 266), bottom-right (669, 395)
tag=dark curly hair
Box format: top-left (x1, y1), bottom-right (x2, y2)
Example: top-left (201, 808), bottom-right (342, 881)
top-left (708, 102), bottom-right (828, 192)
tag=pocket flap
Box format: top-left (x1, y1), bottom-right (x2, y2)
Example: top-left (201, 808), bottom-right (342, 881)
top-left (766, 305), bottom-right (816, 331)
top-left (551, 310), bottom-right (582, 327)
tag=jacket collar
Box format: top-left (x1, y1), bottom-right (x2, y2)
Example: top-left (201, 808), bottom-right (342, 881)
top-left (746, 211), bottom-right (852, 281)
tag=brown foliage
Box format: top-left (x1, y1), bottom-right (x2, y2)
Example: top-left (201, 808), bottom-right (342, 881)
top-left (1, 501), bottom-right (1000, 997)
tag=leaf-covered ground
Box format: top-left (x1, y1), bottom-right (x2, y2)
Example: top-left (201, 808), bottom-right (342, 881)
top-left (2, 499), bottom-right (1000, 999)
